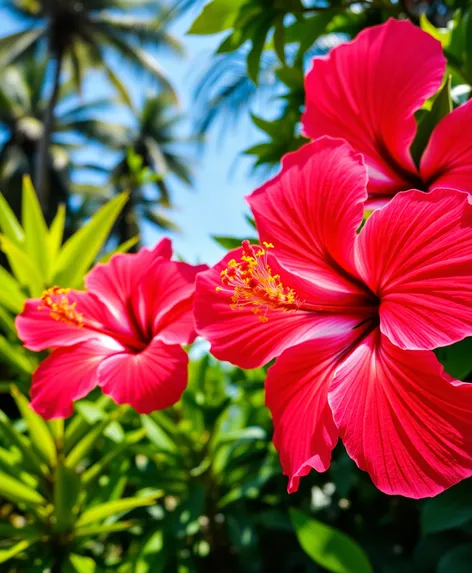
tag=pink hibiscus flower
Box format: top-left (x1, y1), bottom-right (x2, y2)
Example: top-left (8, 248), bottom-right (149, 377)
top-left (16, 239), bottom-right (207, 419)
top-left (302, 18), bottom-right (472, 208)
top-left (194, 138), bottom-right (472, 498)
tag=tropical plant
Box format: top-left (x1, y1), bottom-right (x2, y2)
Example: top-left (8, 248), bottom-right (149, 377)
top-left (0, 0), bottom-right (182, 207)
top-left (110, 94), bottom-right (194, 246)
top-left (0, 56), bottom-right (129, 222)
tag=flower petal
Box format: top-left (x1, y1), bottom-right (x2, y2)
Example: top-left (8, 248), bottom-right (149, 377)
top-left (131, 258), bottom-right (207, 343)
top-left (329, 331), bottom-right (472, 498)
top-left (356, 188), bottom-right (472, 350)
top-left (85, 238), bottom-right (173, 328)
top-left (98, 338), bottom-right (188, 413)
top-left (30, 339), bottom-right (122, 420)
top-left (247, 138), bottom-right (369, 295)
top-left (16, 291), bottom-right (115, 351)
top-left (194, 248), bottom-right (361, 369)
top-left (421, 99), bottom-right (472, 192)
top-left (266, 329), bottom-right (364, 493)
top-left (302, 19), bottom-right (445, 201)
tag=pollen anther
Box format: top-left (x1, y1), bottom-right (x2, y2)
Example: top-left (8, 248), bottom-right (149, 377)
top-left (39, 286), bottom-right (84, 327)
top-left (218, 241), bottom-right (301, 322)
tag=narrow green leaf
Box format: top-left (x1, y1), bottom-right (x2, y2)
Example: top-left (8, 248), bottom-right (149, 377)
top-left (54, 193), bottom-right (128, 288)
top-left (76, 492), bottom-right (164, 527)
top-left (0, 266), bottom-right (26, 313)
top-left (411, 76), bottom-right (452, 167)
top-left (0, 470), bottom-right (46, 505)
top-left (65, 554), bottom-right (99, 573)
top-left (98, 235), bottom-right (140, 264)
top-left (0, 306), bottom-right (17, 337)
top-left (188, 0), bottom-right (245, 35)
top-left (47, 204), bottom-right (66, 278)
top-left (22, 176), bottom-right (49, 279)
top-left (74, 520), bottom-right (135, 538)
top-left (54, 464), bottom-right (81, 533)
top-left (141, 415), bottom-right (178, 454)
top-left (0, 193), bottom-right (24, 245)
top-left (0, 538), bottom-right (41, 565)
top-left (290, 509), bottom-right (373, 573)
top-left (273, 17), bottom-right (286, 64)
top-left (0, 336), bottom-right (35, 375)
top-left (82, 428), bottom-right (147, 486)
top-left (419, 13), bottom-right (451, 48)
top-left (0, 409), bottom-right (48, 477)
top-left (0, 235), bottom-right (44, 296)
top-left (247, 19), bottom-right (271, 84)
top-left (11, 387), bottom-right (56, 466)
top-left (65, 408), bottom-right (126, 469)
top-left (212, 235), bottom-right (258, 250)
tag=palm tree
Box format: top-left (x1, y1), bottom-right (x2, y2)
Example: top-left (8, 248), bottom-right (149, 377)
top-left (110, 93), bottom-right (194, 248)
top-left (0, 0), bottom-right (182, 208)
top-left (0, 55), bottom-right (129, 221)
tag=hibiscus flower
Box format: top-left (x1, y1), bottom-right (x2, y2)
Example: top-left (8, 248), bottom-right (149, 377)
top-left (194, 138), bottom-right (472, 498)
top-left (302, 18), bottom-right (472, 208)
top-left (16, 239), bottom-right (206, 419)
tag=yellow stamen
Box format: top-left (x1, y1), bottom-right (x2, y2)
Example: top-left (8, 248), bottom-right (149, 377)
top-left (38, 287), bottom-right (84, 327)
top-left (218, 241), bottom-right (301, 322)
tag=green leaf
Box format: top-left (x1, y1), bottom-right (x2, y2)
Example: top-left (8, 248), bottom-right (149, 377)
top-left (47, 204), bottom-right (66, 276)
top-left (0, 235), bottom-right (44, 296)
top-left (188, 0), bottom-right (245, 35)
top-left (134, 530), bottom-right (168, 573)
top-left (11, 387), bottom-right (56, 466)
top-left (0, 266), bottom-right (26, 313)
top-left (65, 409), bottom-right (125, 469)
top-left (54, 464), bottom-right (81, 533)
top-left (273, 17), bottom-right (286, 64)
top-left (0, 538), bottom-right (41, 565)
top-left (0, 193), bottom-right (24, 245)
top-left (141, 415), bottom-right (178, 454)
top-left (290, 509), bottom-right (373, 573)
top-left (82, 428), bottom-right (147, 485)
top-left (21, 176), bottom-right (49, 279)
top-left (410, 76), bottom-right (452, 167)
top-left (76, 492), bottom-right (164, 527)
top-left (419, 14), bottom-right (451, 48)
top-left (98, 235), bottom-right (140, 264)
top-left (212, 235), bottom-right (258, 250)
top-left (421, 478), bottom-right (472, 534)
top-left (65, 554), bottom-right (100, 573)
top-left (74, 520), bottom-right (135, 538)
top-left (0, 470), bottom-right (46, 506)
top-left (435, 337), bottom-right (472, 380)
top-left (438, 544), bottom-right (472, 573)
top-left (54, 193), bottom-right (128, 288)
top-left (0, 336), bottom-right (35, 375)
top-left (247, 18), bottom-right (272, 84)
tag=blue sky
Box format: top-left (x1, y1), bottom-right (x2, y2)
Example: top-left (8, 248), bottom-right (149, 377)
top-left (0, 4), bottom-right (264, 266)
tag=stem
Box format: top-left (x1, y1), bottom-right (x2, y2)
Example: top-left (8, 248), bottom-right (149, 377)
top-left (35, 40), bottom-right (64, 216)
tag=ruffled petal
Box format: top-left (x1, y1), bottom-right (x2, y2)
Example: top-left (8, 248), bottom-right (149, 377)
top-left (194, 248), bottom-right (362, 369)
top-left (266, 329), bottom-right (364, 493)
top-left (302, 19), bottom-right (445, 201)
top-left (16, 291), bottom-right (115, 351)
top-left (85, 238), bottom-right (172, 329)
top-left (30, 339), bottom-right (122, 419)
top-left (247, 138), bottom-right (369, 295)
top-left (421, 99), bottom-right (472, 192)
top-left (356, 188), bottom-right (472, 350)
top-left (329, 331), bottom-right (472, 498)
top-left (98, 338), bottom-right (188, 413)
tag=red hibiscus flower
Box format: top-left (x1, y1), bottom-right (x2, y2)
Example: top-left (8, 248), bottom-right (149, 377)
top-left (194, 138), bottom-right (472, 498)
top-left (16, 239), bottom-right (207, 419)
top-left (302, 18), bottom-right (472, 208)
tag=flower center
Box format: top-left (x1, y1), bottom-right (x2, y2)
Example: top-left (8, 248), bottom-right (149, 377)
top-left (39, 287), bottom-right (84, 327)
top-left (217, 240), bottom-right (302, 322)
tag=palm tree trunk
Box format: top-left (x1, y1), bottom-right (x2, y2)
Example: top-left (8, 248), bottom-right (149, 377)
top-left (117, 191), bottom-right (140, 252)
top-left (35, 44), bottom-right (64, 216)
